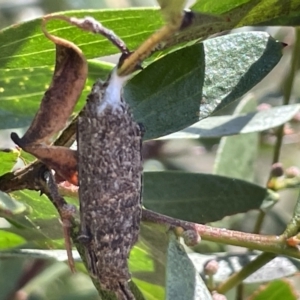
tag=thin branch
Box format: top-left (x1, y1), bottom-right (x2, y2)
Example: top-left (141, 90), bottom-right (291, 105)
top-left (271, 28), bottom-right (300, 169)
top-left (42, 169), bottom-right (76, 273)
top-left (142, 210), bottom-right (300, 259)
top-left (216, 252), bottom-right (276, 294)
top-left (283, 189), bottom-right (300, 239)
top-left (117, 11), bottom-right (184, 76)
top-left (253, 28), bottom-right (300, 235)
top-left (44, 15), bottom-right (130, 55)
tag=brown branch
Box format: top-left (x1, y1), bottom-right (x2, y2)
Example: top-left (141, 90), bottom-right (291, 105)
top-left (0, 113), bottom-right (78, 193)
top-left (142, 209), bottom-right (300, 259)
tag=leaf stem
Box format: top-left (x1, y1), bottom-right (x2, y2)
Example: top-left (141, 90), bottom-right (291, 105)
top-left (283, 190), bottom-right (300, 238)
top-left (253, 211), bottom-right (265, 235)
top-left (216, 252), bottom-right (276, 294)
top-left (271, 28), bottom-right (300, 165)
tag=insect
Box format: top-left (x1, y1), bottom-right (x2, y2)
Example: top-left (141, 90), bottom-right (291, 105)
top-left (77, 50), bottom-right (143, 298)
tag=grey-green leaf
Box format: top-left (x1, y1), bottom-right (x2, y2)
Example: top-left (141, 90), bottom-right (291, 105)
top-left (125, 31), bottom-right (283, 140)
top-left (189, 252), bottom-right (300, 284)
top-left (200, 31), bottom-right (283, 119)
top-left (0, 191), bottom-right (26, 215)
top-left (160, 104), bottom-right (300, 139)
top-left (166, 233), bottom-right (212, 300)
top-left (124, 43), bottom-right (205, 141)
top-left (214, 95), bottom-right (258, 182)
top-left (143, 171), bottom-right (267, 223)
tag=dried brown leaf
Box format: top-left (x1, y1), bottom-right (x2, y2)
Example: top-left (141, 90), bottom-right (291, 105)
top-left (11, 15), bottom-right (88, 183)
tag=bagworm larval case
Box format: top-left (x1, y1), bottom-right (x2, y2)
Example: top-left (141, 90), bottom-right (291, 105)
top-left (77, 68), bottom-right (142, 299)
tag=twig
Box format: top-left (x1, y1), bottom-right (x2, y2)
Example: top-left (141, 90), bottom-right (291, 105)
top-left (49, 15), bottom-right (130, 55)
top-left (270, 28), bottom-right (300, 173)
top-left (283, 189), bottom-right (300, 239)
top-left (253, 28), bottom-right (300, 235)
top-left (216, 252), bottom-right (276, 294)
top-left (117, 10), bottom-right (184, 76)
top-left (41, 169), bottom-right (76, 273)
top-left (142, 209), bottom-right (300, 259)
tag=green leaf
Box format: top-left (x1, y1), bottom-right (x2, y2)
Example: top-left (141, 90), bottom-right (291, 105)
top-left (166, 233), bottom-right (212, 300)
top-left (160, 104), bottom-right (300, 139)
top-left (0, 257), bottom-right (28, 299)
top-left (0, 10), bottom-right (162, 69)
top-left (3, 195), bottom-right (78, 251)
top-left (1, 12), bottom-right (283, 137)
top-left (192, 0), bottom-right (300, 27)
top-left (0, 230), bottom-right (26, 249)
top-left (133, 279), bottom-right (165, 300)
top-left (0, 249), bottom-right (79, 261)
top-left (0, 191), bottom-right (26, 215)
top-left (0, 4), bottom-right (297, 70)
top-left (250, 279), bottom-right (298, 300)
top-left (12, 190), bottom-right (58, 220)
top-left (213, 95), bottom-right (258, 182)
top-left (199, 31), bottom-right (283, 119)
top-left (126, 31), bottom-right (283, 140)
top-left (143, 171), bottom-right (267, 223)
top-left (260, 189), bottom-right (279, 212)
top-left (7, 190), bottom-right (68, 246)
top-left (157, 0), bottom-right (187, 23)
top-left (0, 223), bottom-right (168, 299)
top-left (0, 60), bottom-right (112, 129)
top-left (164, 1), bottom-right (300, 48)
top-left (124, 43), bottom-right (204, 140)
top-left (130, 246), bottom-right (156, 274)
top-left (0, 149), bottom-right (19, 175)
top-left (131, 222), bottom-right (169, 299)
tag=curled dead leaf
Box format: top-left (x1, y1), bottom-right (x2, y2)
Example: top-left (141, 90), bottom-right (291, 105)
top-left (11, 15), bottom-right (88, 183)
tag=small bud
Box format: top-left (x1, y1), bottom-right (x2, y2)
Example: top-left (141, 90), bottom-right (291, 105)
top-left (182, 229), bottom-right (201, 246)
top-left (283, 123), bottom-right (294, 135)
top-left (257, 103), bottom-right (271, 111)
top-left (271, 162), bottom-right (284, 177)
top-left (292, 112), bottom-right (300, 122)
top-left (13, 290), bottom-right (28, 300)
top-left (285, 166), bottom-right (300, 178)
top-left (212, 291), bottom-right (227, 300)
top-left (204, 260), bottom-right (219, 276)
top-left (286, 236), bottom-right (300, 247)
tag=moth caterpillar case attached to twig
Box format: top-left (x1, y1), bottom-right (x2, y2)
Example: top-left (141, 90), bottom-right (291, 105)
top-left (77, 68), bottom-right (143, 299)
top-left (48, 13), bottom-right (186, 298)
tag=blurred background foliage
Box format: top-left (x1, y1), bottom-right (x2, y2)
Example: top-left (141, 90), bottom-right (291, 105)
top-left (1, 0), bottom-right (300, 300)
